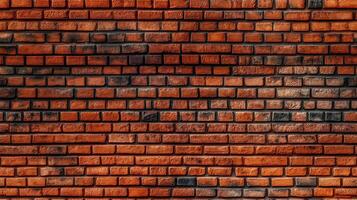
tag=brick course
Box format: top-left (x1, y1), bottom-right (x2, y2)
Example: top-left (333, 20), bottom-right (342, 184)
top-left (0, 0), bottom-right (357, 198)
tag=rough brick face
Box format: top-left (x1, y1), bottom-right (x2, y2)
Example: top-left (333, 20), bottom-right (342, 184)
top-left (0, 0), bottom-right (357, 198)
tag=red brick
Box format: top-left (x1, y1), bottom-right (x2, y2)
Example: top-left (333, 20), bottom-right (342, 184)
top-left (0, 0), bottom-right (9, 8)
top-left (1, 1), bottom-right (356, 199)
top-left (18, 45), bottom-right (51, 55)
top-left (85, 0), bottom-right (109, 8)
top-left (11, 0), bottom-right (32, 7)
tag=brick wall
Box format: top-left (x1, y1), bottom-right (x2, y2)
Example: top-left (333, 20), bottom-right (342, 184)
top-left (0, 0), bottom-right (357, 198)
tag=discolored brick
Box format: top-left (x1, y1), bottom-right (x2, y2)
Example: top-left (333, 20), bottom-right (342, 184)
top-left (296, 177), bottom-right (317, 187)
top-left (176, 177), bottom-right (196, 186)
top-left (308, 0), bottom-right (323, 9)
top-left (308, 112), bottom-right (323, 122)
top-left (142, 112), bottom-right (159, 122)
top-left (273, 112), bottom-right (291, 122)
top-left (108, 76), bottom-right (130, 86)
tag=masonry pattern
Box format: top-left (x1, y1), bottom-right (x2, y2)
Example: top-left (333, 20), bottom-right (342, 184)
top-left (0, 0), bottom-right (357, 198)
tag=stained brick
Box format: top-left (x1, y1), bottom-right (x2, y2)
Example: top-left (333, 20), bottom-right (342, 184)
top-left (176, 177), bottom-right (196, 186)
top-left (273, 112), bottom-right (291, 122)
top-left (142, 112), bottom-right (159, 122)
top-left (308, 0), bottom-right (323, 9)
top-left (309, 112), bottom-right (324, 121)
top-left (296, 177), bottom-right (317, 187)
top-left (0, 88), bottom-right (15, 98)
top-left (107, 76), bottom-right (130, 86)
top-left (218, 188), bottom-right (242, 197)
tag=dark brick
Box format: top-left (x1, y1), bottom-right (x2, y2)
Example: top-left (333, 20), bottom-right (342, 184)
top-left (0, 78), bottom-right (7, 86)
top-left (16, 67), bottom-right (31, 74)
top-left (142, 112), bottom-right (159, 122)
top-left (88, 55), bottom-right (108, 65)
top-left (96, 44), bottom-right (121, 54)
top-left (303, 56), bottom-right (323, 65)
top-left (308, 0), bottom-right (323, 9)
top-left (325, 112), bottom-right (342, 122)
top-left (6, 112), bottom-right (22, 121)
top-left (42, 111), bottom-right (59, 121)
top-left (129, 55), bottom-right (144, 65)
top-left (176, 177), bottom-right (196, 186)
top-left (295, 177), bottom-right (317, 187)
top-left (0, 67), bottom-right (14, 75)
top-left (145, 55), bottom-right (162, 65)
top-left (32, 67), bottom-right (52, 75)
top-left (0, 45), bottom-right (16, 54)
top-left (265, 56), bottom-right (283, 66)
top-left (273, 112), bottom-right (290, 122)
top-left (343, 77), bottom-right (350, 86)
top-left (122, 44), bottom-right (147, 54)
top-left (284, 56), bottom-right (303, 65)
top-left (309, 112), bottom-right (324, 122)
top-left (40, 145), bottom-right (66, 155)
top-left (108, 76), bottom-right (130, 86)
top-left (53, 67), bottom-right (70, 75)
top-left (0, 88), bottom-right (15, 98)
top-left (198, 111), bottom-right (215, 121)
top-left (62, 33), bottom-right (88, 43)
top-left (72, 44), bottom-right (95, 54)
top-left (251, 56), bottom-right (264, 65)
top-left (58, 167), bottom-right (65, 176)
top-left (48, 157), bottom-right (78, 166)
top-left (107, 33), bottom-right (125, 43)
top-left (346, 77), bottom-right (357, 87)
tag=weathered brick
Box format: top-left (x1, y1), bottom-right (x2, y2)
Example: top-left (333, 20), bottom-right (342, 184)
top-left (309, 112), bottom-right (324, 121)
top-left (243, 189), bottom-right (266, 198)
top-left (107, 76), bottom-right (130, 86)
top-left (296, 177), bottom-right (317, 187)
top-left (308, 0), bottom-right (323, 9)
top-left (0, 88), bottom-right (15, 98)
top-left (176, 177), bottom-right (196, 186)
top-left (142, 112), bottom-right (159, 122)
top-left (273, 112), bottom-right (291, 122)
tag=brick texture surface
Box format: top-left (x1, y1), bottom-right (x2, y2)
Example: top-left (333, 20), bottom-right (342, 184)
top-left (0, 0), bottom-right (357, 198)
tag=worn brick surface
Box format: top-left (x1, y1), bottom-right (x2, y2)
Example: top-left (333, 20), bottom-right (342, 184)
top-left (0, 0), bottom-right (357, 198)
